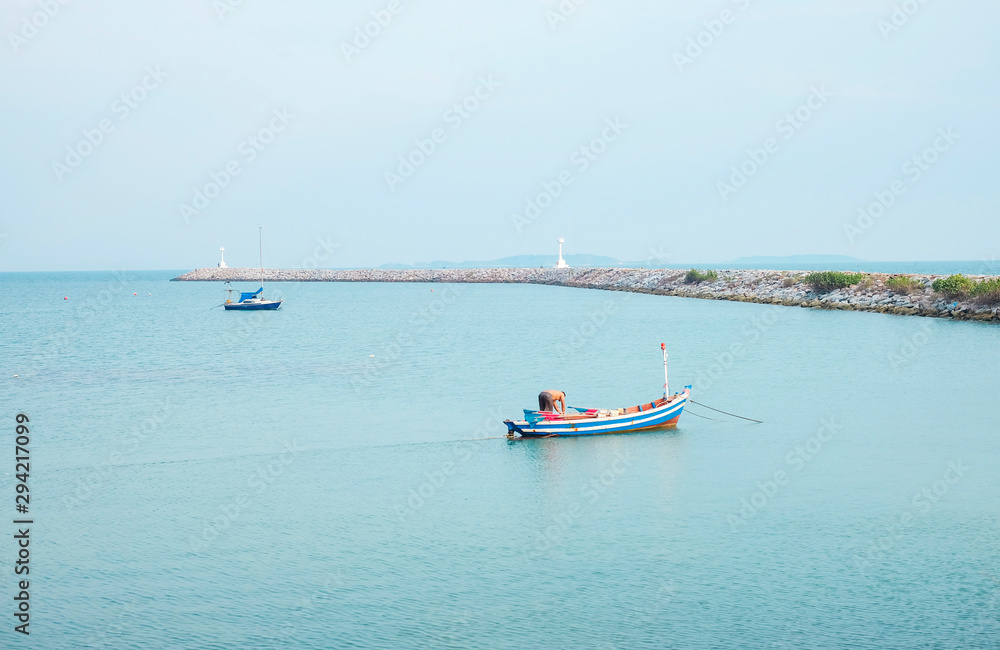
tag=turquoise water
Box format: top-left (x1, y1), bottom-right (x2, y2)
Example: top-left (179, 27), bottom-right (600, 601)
top-left (2, 272), bottom-right (999, 648)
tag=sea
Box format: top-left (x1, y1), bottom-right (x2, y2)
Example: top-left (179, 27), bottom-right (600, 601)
top-left (1, 270), bottom-right (998, 648)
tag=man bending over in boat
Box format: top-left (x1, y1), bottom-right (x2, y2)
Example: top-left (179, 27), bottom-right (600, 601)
top-left (538, 390), bottom-right (566, 414)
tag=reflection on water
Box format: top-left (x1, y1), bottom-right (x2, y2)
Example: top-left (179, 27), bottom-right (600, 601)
top-left (506, 432), bottom-right (688, 568)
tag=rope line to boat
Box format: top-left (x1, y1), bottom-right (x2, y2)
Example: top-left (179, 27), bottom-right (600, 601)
top-left (683, 409), bottom-right (726, 422)
top-left (689, 400), bottom-right (763, 423)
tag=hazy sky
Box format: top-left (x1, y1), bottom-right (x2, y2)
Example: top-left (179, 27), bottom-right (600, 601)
top-left (1, 0), bottom-right (998, 271)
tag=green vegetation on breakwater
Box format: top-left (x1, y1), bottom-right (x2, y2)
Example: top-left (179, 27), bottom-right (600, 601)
top-left (972, 278), bottom-right (1000, 305)
top-left (932, 274), bottom-right (1000, 305)
top-left (684, 269), bottom-right (718, 284)
top-left (885, 276), bottom-right (924, 295)
top-left (804, 271), bottom-right (865, 293)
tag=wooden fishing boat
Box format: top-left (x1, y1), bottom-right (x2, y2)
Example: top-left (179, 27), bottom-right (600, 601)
top-left (504, 387), bottom-right (690, 438)
top-left (504, 344), bottom-right (690, 438)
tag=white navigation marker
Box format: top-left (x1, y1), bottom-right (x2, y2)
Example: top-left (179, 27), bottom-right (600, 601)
top-left (218, 247), bottom-right (228, 268)
top-left (556, 237), bottom-right (569, 269)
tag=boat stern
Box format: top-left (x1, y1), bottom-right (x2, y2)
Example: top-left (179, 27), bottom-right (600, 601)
top-left (504, 419), bottom-right (525, 438)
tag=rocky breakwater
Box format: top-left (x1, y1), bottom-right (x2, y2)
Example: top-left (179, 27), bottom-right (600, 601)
top-left (172, 267), bottom-right (1000, 322)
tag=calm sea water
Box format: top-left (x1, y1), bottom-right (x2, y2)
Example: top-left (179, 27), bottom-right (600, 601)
top-left (1, 272), bottom-right (999, 648)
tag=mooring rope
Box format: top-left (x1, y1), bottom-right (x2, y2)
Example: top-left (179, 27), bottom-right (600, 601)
top-left (689, 400), bottom-right (763, 423)
top-left (683, 409), bottom-right (726, 422)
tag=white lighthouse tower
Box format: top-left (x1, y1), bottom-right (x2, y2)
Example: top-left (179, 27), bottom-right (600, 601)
top-left (556, 237), bottom-right (570, 269)
top-left (218, 247), bottom-right (228, 268)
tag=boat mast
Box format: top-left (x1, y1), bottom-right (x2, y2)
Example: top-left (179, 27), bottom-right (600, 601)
top-left (258, 225), bottom-right (264, 293)
top-left (661, 343), bottom-right (669, 397)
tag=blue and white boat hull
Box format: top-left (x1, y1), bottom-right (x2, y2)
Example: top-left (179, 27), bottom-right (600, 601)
top-left (505, 387), bottom-right (690, 438)
top-left (223, 299), bottom-right (282, 310)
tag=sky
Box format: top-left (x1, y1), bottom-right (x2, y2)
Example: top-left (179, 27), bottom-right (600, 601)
top-left (1, 0), bottom-right (998, 271)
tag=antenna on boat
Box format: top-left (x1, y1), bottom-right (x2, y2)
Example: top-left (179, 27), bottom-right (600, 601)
top-left (661, 343), bottom-right (669, 398)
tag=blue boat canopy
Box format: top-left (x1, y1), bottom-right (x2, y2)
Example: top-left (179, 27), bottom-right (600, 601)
top-left (239, 288), bottom-right (263, 302)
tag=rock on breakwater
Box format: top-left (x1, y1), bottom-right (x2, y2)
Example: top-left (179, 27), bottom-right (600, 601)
top-left (173, 267), bottom-right (1000, 322)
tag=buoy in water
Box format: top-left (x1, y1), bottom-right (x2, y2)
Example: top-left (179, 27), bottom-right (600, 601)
top-left (133, 292), bottom-right (137, 295)
top-left (63, 297), bottom-right (68, 300)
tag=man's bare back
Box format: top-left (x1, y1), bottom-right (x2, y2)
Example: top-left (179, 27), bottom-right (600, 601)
top-left (538, 389), bottom-right (566, 414)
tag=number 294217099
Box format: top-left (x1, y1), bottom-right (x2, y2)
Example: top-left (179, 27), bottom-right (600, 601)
top-left (15, 414), bottom-right (29, 515)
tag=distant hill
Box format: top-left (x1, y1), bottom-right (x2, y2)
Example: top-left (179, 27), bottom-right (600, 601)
top-left (379, 254), bottom-right (625, 269)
